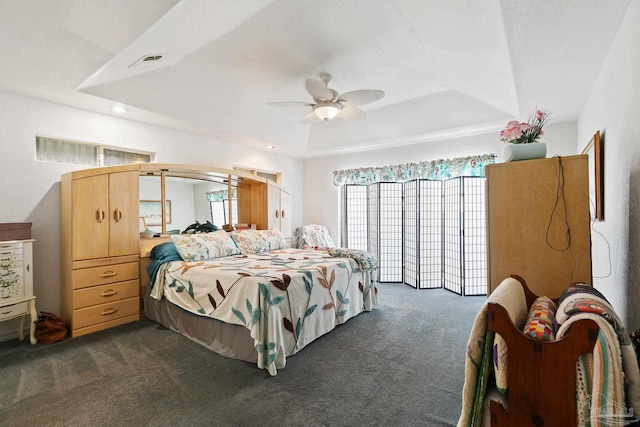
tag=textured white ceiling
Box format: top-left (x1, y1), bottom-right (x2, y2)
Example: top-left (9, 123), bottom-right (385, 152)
top-left (0, 0), bottom-right (631, 158)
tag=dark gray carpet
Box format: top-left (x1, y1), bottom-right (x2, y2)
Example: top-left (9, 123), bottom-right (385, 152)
top-left (0, 283), bottom-right (484, 427)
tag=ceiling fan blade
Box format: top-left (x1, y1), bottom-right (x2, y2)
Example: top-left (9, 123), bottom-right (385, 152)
top-left (301, 110), bottom-right (320, 124)
top-left (266, 101), bottom-right (313, 107)
top-left (337, 106), bottom-right (365, 120)
top-left (305, 78), bottom-right (334, 101)
top-left (338, 90), bottom-right (385, 107)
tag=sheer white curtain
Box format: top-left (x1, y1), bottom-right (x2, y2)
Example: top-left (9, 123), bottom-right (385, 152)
top-left (36, 137), bottom-right (97, 166)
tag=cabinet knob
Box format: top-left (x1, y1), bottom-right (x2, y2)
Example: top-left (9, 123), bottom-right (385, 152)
top-left (281, 210), bottom-right (285, 219)
top-left (275, 210), bottom-right (279, 219)
top-left (113, 209), bottom-right (122, 222)
top-left (95, 210), bottom-right (105, 222)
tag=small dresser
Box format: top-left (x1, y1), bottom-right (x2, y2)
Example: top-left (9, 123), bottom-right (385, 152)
top-left (0, 238), bottom-right (37, 344)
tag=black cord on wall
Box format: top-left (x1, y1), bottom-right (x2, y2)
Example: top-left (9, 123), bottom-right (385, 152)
top-left (546, 156), bottom-right (577, 282)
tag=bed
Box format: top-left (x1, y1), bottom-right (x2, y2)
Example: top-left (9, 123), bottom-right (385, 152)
top-left (144, 229), bottom-right (378, 376)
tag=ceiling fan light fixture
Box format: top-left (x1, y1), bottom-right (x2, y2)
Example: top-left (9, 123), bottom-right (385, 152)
top-left (314, 103), bottom-right (339, 121)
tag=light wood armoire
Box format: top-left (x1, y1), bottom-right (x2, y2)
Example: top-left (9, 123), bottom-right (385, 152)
top-left (61, 167), bottom-right (141, 337)
top-left (62, 163), bottom-right (290, 336)
top-left (485, 155), bottom-right (592, 298)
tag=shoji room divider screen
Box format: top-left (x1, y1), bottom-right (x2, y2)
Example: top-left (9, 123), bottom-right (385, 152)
top-left (403, 177), bottom-right (486, 295)
top-left (403, 180), bottom-right (443, 289)
top-left (344, 177), bottom-right (487, 296)
top-left (441, 177), bottom-right (487, 296)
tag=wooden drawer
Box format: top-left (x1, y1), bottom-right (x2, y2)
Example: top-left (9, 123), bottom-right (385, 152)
top-left (72, 262), bottom-right (139, 290)
top-left (73, 279), bottom-right (139, 310)
top-left (73, 297), bottom-right (138, 329)
top-left (0, 302), bottom-right (28, 320)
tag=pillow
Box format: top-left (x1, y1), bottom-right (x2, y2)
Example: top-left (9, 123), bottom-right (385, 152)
top-left (170, 230), bottom-right (240, 262)
top-left (230, 230), bottom-right (269, 254)
top-left (293, 224), bottom-right (336, 249)
top-left (522, 296), bottom-right (557, 341)
top-left (258, 228), bottom-right (288, 251)
top-left (230, 229), bottom-right (287, 254)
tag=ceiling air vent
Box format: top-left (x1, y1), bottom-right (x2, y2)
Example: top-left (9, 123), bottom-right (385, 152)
top-left (128, 54), bottom-right (164, 68)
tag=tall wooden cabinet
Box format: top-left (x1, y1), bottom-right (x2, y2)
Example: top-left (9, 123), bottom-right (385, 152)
top-left (485, 155), bottom-right (592, 298)
top-left (61, 166), bottom-right (141, 337)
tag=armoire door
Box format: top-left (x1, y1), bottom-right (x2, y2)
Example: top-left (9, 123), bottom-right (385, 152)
top-left (267, 183), bottom-right (280, 231)
top-left (72, 174), bottom-right (109, 260)
top-left (108, 171), bottom-right (139, 257)
top-left (279, 189), bottom-right (291, 239)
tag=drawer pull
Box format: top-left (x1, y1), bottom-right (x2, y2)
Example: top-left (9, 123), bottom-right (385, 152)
top-left (1, 310), bottom-right (11, 315)
top-left (101, 289), bottom-right (118, 297)
top-left (101, 308), bottom-right (118, 316)
top-left (100, 271), bottom-right (117, 278)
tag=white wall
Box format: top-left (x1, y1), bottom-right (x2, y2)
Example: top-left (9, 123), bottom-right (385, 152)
top-left (577, 1), bottom-right (640, 329)
top-left (0, 89), bottom-right (303, 340)
top-left (303, 121), bottom-right (577, 243)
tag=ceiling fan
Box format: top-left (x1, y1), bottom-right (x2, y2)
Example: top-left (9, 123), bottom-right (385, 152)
top-left (267, 73), bottom-right (385, 123)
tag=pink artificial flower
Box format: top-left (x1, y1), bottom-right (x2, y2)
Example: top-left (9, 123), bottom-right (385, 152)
top-left (499, 108), bottom-right (549, 143)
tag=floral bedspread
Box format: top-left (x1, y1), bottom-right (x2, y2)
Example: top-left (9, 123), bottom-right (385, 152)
top-left (151, 248), bottom-right (378, 375)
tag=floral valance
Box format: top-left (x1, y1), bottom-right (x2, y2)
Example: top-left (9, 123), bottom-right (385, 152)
top-left (207, 188), bottom-right (236, 201)
top-left (332, 154), bottom-right (496, 186)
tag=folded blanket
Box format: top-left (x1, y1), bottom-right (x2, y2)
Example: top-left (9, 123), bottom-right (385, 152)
top-left (457, 277), bottom-right (527, 427)
top-left (147, 242), bottom-right (182, 290)
top-left (327, 248), bottom-right (378, 272)
top-left (558, 314), bottom-right (627, 426)
top-left (557, 284), bottom-right (640, 425)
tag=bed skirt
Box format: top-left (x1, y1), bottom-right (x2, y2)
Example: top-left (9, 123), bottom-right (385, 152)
top-left (144, 289), bottom-right (258, 363)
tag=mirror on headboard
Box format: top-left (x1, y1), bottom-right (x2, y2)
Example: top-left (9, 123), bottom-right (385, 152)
top-left (137, 164), bottom-right (267, 236)
top-left (139, 172), bottom-right (234, 234)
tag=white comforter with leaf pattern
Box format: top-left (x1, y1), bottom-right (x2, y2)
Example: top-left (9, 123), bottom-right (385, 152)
top-left (151, 248), bottom-right (378, 375)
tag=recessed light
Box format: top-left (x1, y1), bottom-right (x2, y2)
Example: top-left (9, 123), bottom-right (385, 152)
top-left (111, 105), bottom-right (127, 114)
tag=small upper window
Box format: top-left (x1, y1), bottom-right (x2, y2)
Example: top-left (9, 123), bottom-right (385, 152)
top-left (35, 136), bottom-right (154, 167)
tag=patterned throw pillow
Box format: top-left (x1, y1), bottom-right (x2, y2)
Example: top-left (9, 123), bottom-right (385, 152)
top-left (293, 224), bottom-right (336, 249)
top-left (230, 230), bottom-right (269, 254)
top-left (522, 296), bottom-right (557, 341)
top-left (171, 230), bottom-right (240, 262)
top-left (258, 229), bottom-right (288, 251)
top-left (230, 229), bottom-right (287, 254)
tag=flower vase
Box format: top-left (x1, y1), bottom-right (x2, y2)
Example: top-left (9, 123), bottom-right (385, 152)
top-left (503, 142), bottom-right (547, 162)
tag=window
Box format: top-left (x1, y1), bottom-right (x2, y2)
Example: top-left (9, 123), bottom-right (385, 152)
top-left (35, 136), bottom-right (153, 166)
top-left (210, 199), bottom-right (237, 227)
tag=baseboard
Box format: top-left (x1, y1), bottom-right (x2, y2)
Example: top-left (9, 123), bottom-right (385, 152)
top-left (0, 326), bottom-right (29, 343)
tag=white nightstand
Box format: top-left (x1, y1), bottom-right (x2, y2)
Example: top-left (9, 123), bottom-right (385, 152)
top-left (0, 239), bottom-right (37, 344)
